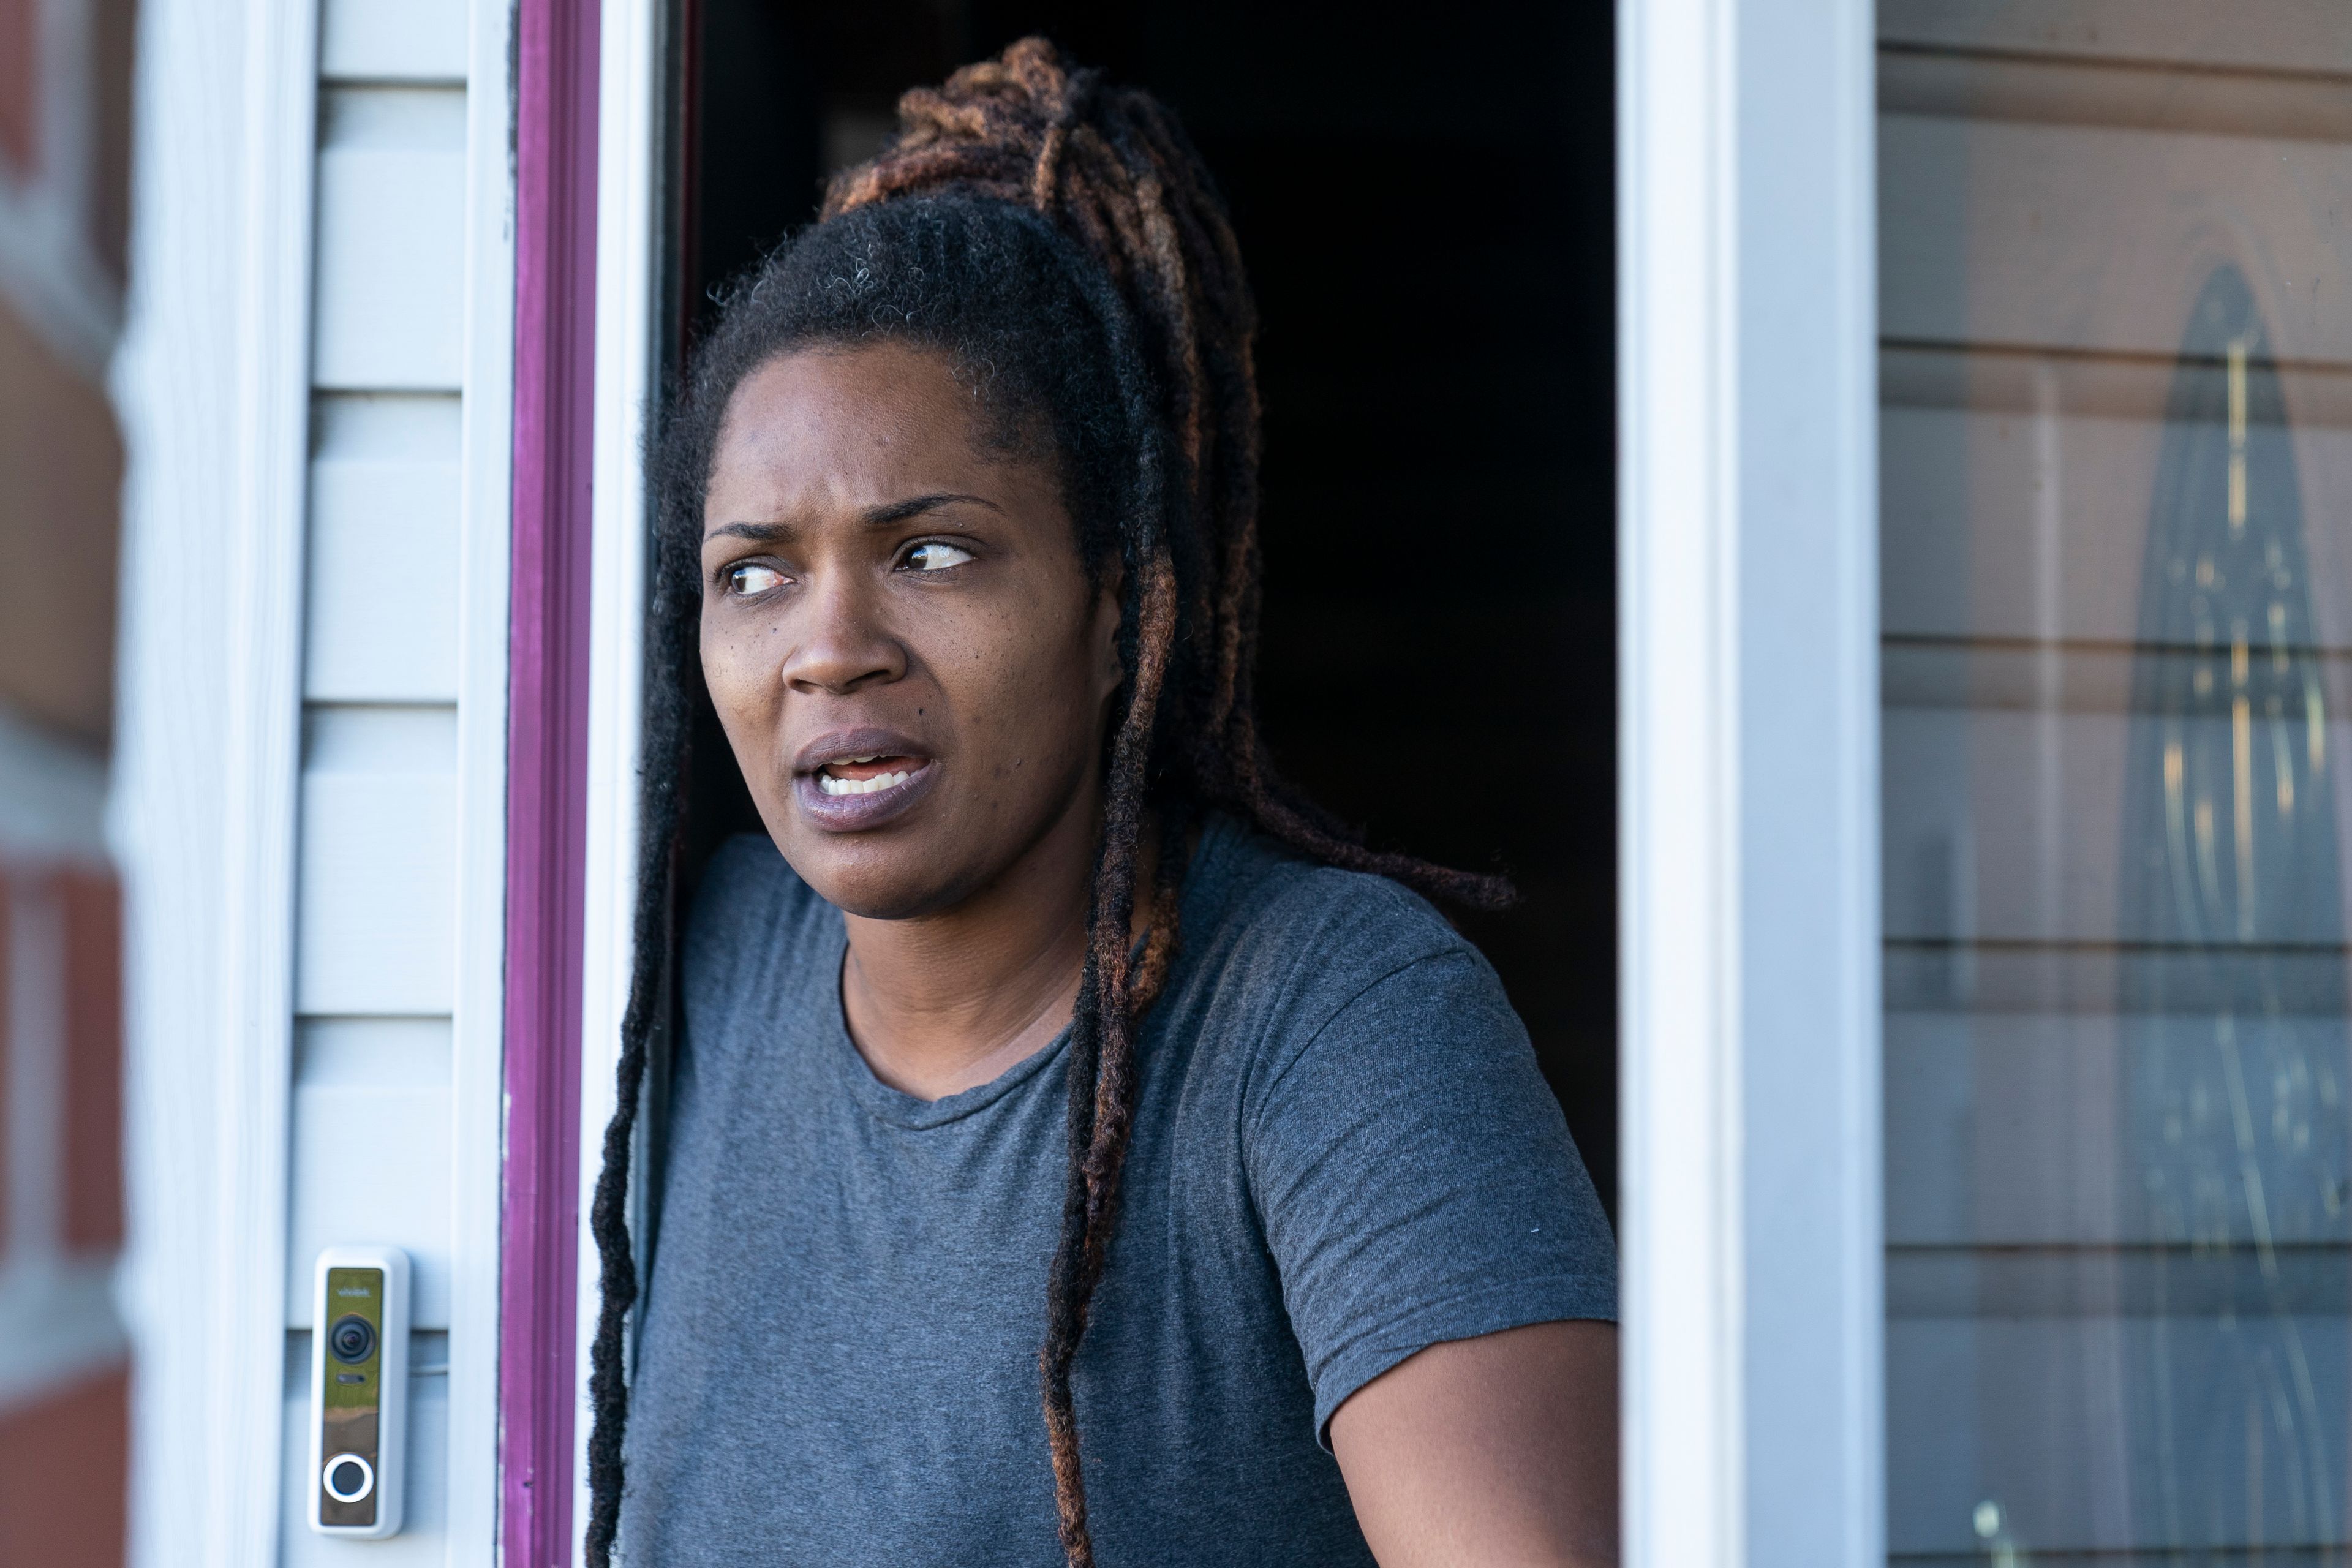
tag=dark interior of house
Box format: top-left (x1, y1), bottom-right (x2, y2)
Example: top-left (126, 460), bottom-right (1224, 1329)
top-left (676, 0), bottom-right (1619, 1220)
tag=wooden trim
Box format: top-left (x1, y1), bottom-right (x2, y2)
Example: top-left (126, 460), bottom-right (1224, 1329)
top-left (499, 0), bottom-right (602, 1561)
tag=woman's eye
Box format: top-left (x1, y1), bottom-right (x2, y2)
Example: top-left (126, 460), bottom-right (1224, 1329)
top-left (726, 562), bottom-right (786, 595)
top-left (903, 541), bottom-right (974, 573)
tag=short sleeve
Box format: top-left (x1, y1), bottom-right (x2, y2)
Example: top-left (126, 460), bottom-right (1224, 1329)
top-left (1243, 948), bottom-right (1617, 1444)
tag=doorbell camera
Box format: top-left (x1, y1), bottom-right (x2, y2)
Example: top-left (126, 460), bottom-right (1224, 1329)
top-left (308, 1245), bottom-right (410, 1537)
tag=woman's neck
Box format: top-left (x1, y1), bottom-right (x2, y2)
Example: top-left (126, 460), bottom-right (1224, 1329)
top-left (839, 786), bottom-right (1117, 1102)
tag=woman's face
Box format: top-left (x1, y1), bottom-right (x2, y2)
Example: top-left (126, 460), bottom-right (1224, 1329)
top-left (699, 342), bottom-right (1124, 919)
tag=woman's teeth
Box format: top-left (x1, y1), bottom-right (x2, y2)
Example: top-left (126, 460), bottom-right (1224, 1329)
top-left (817, 766), bottom-right (914, 797)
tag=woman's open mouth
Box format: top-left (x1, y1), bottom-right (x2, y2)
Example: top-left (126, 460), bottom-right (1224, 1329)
top-left (814, 754), bottom-right (926, 796)
top-left (792, 745), bottom-right (939, 831)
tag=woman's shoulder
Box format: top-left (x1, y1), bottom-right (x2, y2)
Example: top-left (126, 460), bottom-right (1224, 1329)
top-left (1181, 816), bottom-right (1496, 1023)
top-left (1174, 821), bottom-right (1545, 1156)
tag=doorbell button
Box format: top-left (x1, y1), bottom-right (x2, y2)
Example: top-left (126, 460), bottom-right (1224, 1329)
top-left (323, 1453), bottom-right (375, 1504)
top-left (308, 1246), bottom-right (410, 1537)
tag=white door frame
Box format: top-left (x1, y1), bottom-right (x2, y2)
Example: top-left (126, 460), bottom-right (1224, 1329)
top-left (564, 4), bottom-right (1888, 1562)
top-left (1615, 0), bottom-right (1883, 1564)
top-left (571, 0), bottom-right (665, 1558)
top-left (111, 2), bottom-right (319, 1558)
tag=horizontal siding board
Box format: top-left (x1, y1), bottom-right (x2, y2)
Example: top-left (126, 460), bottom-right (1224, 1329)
top-left (1886, 1009), bottom-right (2352, 1247)
top-left (1879, 47), bottom-right (2352, 144)
top-left (1883, 407), bottom-right (2352, 651)
top-left (294, 708), bottom-right (458, 1014)
top-left (293, 1014), bottom-right (452, 1088)
top-left (311, 88), bottom-right (467, 392)
top-left (1878, 0), bottom-right (2352, 77)
top-left (1879, 113), bottom-right (2352, 367)
top-left (305, 396), bottom-right (462, 702)
top-left (1885, 940), bottom-right (2352, 1018)
top-left (1882, 345), bottom-right (2352, 428)
top-left (1890, 1242), bottom-right (2352, 1316)
top-left (319, 0), bottom-right (469, 84)
top-left (1883, 705), bottom-right (2352, 945)
top-left (1883, 641), bottom-right (2352, 720)
top-left (284, 1077), bottom-right (453, 1327)
top-left (1888, 1312), bottom-right (2351, 1556)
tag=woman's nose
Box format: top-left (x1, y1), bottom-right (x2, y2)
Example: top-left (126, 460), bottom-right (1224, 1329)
top-left (777, 572), bottom-right (906, 696)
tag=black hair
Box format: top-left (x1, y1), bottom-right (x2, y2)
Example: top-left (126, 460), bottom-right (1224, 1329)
top-left (584, 39), bottom-right (1509, 1568)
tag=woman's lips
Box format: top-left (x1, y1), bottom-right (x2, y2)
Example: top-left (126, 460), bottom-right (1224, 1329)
top-left (792, 756), bottom-right (938, 831)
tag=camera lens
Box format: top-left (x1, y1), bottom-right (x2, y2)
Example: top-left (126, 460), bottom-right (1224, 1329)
top-left (328, 1313), bottom-right (376, 1365)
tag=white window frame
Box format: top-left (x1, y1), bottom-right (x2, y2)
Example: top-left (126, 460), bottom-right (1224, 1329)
top-left (1615, 0), bottom-right (1882, 1564)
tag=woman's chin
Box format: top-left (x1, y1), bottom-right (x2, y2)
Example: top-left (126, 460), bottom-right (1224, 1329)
top-left (775, 829), bottom-right (982, 923)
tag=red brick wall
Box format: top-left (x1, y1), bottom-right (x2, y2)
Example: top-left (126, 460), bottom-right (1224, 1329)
top-left (0, 835), bottom-right (129, 1568)
top-left (60, 870), bottom-right (122, 1251)
top-left (0, 1), bottom-right (136, 1559)
top-left (0, 879), bottom-right (10, 1248)
top-left (0, 0), bottom-right (34, 176)
top-left (0, 1366), bottom-right (129, 1568)
top-left (0, 866), bottom-right (126, 1251)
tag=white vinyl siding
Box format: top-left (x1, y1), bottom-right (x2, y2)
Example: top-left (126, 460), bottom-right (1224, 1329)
top-left (311, 88), bottom-right (468, 393)
top-left (274, 4), bottom-right (506, 1563)
top-left (303, 398), bottom-right (464, 703)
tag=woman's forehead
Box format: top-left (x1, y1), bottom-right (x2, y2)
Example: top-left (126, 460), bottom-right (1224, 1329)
top-left (704, 345), bottom-right (1057, 535)
top-left (720, 345), bottom-right (970, 458)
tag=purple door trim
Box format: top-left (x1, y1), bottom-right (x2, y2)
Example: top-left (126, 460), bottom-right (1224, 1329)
top-left (500, 0), bottom-right (601, 1560)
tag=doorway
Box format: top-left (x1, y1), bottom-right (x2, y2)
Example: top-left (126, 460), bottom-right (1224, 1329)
top-left (678, 0), bottom-right (1618, 1216)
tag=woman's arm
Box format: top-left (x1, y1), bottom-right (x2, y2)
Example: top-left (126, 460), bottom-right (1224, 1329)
top-left (1330, 1320), bottom-right (1619, 1568)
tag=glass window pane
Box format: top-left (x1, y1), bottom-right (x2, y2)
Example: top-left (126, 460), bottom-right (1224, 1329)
top-left (1877, 3), bottom-right (2352, 1561)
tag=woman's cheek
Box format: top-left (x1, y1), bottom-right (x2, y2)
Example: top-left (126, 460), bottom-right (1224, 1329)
top-left (700, 623), bottom-right (771, 738)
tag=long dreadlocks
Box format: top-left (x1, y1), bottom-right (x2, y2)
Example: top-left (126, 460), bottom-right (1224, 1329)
top-left (583, 37), bottom-right (1510, 1568)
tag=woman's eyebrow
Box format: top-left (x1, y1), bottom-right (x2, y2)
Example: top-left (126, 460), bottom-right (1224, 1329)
top-left (704, 519), bottom-right (793, 545)
top-left (703, 492), bottom-right (1003, 546)
top-left (861, 491), bottom-right (1003, 527)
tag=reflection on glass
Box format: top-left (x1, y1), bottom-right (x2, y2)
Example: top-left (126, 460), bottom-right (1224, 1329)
top-left (2119, 263), bottom-right (2345, 1558)
top-left (1878, 3), bottom-right (2352, 1563)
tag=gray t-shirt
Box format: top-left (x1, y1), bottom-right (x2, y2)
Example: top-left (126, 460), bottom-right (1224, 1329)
top-left (620, 816), bottom-right (1615, 1566)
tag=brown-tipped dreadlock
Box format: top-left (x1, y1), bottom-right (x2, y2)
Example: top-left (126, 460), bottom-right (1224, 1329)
top-left (582, 38), bottom-right (1509, 1568)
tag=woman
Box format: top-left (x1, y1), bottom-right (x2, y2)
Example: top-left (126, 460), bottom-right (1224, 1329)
top-left (589, 39), bottom-right (1617, 1568)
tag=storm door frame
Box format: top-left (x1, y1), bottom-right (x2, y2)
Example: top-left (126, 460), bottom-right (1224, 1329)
top-left (496, 0), bottom-right (669, 1560)
top-left (1614, 0), bottom-right (1884, 1563)
top-left (502, 0), bottom-right (1894, 1563)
